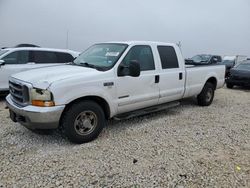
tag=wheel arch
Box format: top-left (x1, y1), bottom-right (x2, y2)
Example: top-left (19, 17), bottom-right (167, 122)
top-left (205, 77), bottom-right (217, 89)
top-left (61, 95), bottom-right (111, 121)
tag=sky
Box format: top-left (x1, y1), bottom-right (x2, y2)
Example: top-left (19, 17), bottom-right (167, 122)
top-left (0, 0), bottom-right (250, 57)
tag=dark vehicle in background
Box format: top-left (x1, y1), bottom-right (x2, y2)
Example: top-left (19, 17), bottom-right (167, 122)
top-left (226, 60), bottom-right (250, 88)
top-left (220, 59), bottom-right (235, 77)
top-left (221, 55), bottom-right (248, 77)
top-left (15, 44), bottom-right (40, 48)
top-left (185, 54), bottom-right (222, 65)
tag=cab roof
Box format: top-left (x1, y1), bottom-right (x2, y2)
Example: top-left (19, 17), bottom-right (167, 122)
top-left (102, 41), bottom-right (178, 46)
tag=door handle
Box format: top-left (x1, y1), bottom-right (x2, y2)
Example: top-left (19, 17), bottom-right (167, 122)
top-left (155, 75), bottom-right (160, 83)
top-left (179, 72), bottom-right (183, 80)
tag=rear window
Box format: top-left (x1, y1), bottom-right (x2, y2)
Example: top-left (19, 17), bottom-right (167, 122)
top-left (55, 52), bottom-right (74, 63)
top-left (216, 56), bottom-right (222, 62)
top-left (31, 51), bottom-right (74, 63)
top-left (32, 51), bottom-right (57, 63)
top-left (157, 46), bottom-right (179, 69)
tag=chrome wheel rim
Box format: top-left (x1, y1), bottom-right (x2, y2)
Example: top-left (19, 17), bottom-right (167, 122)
top-left (74, 111), bottom-right (98, 136)
top-left (206, 88), bottom-right (213, 102)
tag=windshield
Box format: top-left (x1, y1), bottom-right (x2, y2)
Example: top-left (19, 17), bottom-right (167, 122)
top-left (73, 43), bottom-right (128, 70)
top-left (236, 63), bottom-right (250, 70)
top-left (0, 50), bottom-right (9, 57)
top-left (221, 60), bottom-right (235, 65)
top-left (191, 55), bottom-right (211, 63)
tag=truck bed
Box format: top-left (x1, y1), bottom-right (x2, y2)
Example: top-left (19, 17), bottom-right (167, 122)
top-left (183, 64), bottom-right (225, 98)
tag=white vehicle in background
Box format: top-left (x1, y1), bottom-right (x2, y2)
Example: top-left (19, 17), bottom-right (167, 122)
top-left (223, 55), bottom-right (247, 66)
top-left (6, 41), bottom-right (225, 143)
top-left (0, 47), bottom-right (79, 92)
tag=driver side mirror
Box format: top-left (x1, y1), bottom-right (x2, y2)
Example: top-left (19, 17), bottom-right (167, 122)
top-left (118, 60), bottom-right (141, 77)
top-left (0, 60), bottom-right (5, 66)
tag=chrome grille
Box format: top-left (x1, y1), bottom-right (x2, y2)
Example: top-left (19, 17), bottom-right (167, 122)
top-left (9, 81), bottom-right (29, 106)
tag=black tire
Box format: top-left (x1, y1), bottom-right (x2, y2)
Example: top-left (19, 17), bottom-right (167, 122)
top-left (197, 82), bottom-right (215, 106)
top-left (226, 83), bottom-right (234, 89)
top-left (61, 101), bottom-right (106, 144)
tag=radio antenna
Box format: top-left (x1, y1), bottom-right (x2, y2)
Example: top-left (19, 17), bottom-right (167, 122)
top-left (66, 30), bottom-right (69, 49)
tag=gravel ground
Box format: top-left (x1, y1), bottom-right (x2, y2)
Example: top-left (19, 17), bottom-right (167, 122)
top-left (0, 87), bottom-right (250, 187)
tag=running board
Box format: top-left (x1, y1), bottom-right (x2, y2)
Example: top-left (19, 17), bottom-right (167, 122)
top-left (114, 101), bottom-right (180, 120)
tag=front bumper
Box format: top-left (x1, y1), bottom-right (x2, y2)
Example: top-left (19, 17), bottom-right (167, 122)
top-left (226, 78), bottom-right (250, 86)
top-left (6, 95), bottom-right (65, 130)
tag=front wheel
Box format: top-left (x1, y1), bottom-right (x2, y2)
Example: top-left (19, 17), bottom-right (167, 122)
top-left (197, 82), bottom-right (215, 106)
top-left (61, 101), bottom-right (106, 144)
top-left (226, 83), bottom-right (234, 89)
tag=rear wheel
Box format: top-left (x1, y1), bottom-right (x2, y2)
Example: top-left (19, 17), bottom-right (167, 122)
top-left (226, 83), bottom-right (234, 89)
top-left (61, 101), bottom-right (106, 144)
top-left (197, 82), bottom-right (215, 106)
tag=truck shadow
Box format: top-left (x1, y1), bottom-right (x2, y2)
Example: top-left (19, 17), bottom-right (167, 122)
top-left (107, 98), bottom-right (196, 130)
top-left (229, 86), bottom-right (250, 92)
top-left (0, 93), bottom-right (8, 101)
top-left (4, 98), bottom-right (197, 146)
top-left (0, 96), bottom-right (6, 101)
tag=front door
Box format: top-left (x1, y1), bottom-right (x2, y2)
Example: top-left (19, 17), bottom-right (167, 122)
top-left (115, 45), bottom-right (160, 114)
top-left (0, 50), bottom-right (31, 90)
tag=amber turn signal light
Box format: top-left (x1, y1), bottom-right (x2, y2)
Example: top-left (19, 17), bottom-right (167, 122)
top-left (32, 100), bottom-right (55, 107)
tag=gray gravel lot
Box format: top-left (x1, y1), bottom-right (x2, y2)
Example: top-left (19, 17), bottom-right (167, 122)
top-left (0, 87), bottom-right (250, 187)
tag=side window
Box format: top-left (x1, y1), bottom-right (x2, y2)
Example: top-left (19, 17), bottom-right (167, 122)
top-left (157, 46), bottom-right (179, 69)
top-left (122, 45), bottom-right (155, 71)
top-left (2, 51), bottom-right (29, 64)
top-left (217, 56), bottom-right (222, 62)
top-left (56, 52), bottom-right (74, 63)
top-left (32, 51), bottom-right (57, 63)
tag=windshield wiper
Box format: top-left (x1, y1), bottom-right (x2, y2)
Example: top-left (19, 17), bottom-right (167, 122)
top-left (67, 62), bottom-right (76, 65)
top-left (79, 62), bottom-right (105, 71)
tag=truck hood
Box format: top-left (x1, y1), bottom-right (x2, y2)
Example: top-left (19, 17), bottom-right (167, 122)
top-left (11, 65), bottom-right (98, 89)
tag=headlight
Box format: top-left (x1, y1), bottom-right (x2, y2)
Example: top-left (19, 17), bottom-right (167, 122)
top-left (31, 88), bottom-right (55, 107)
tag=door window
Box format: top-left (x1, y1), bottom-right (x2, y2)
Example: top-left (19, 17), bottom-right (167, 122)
top-left (55, 52), bottom-right (74, 63)
top-left (122, 45), bottom-right (155, 71)
top-left (2, 51), bottom-right (29, 64)
top-left (157, 46), bottom-right (179, 69)
top-left (32, 51), bottom-right (57, 63)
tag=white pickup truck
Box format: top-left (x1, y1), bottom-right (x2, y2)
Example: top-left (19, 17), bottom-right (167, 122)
top-left (6, 41), bottom-right (225, 143)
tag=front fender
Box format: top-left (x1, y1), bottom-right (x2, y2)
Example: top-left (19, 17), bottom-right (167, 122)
top-left (51, 85), bottom-right (117, 117)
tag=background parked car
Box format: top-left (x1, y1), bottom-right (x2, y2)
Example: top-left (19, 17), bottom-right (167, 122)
top-left (226, 60), bottom-right (250, 88)
top-left (223, 55), bottom-right (247, 66)
top-left (0, 47), bottom-right (79, 92)
top-left (220, 59), bottom-right (236, 78)
top-left (185, 54), bottom-right (222, 65)
top-left (221, 55), bottom-right (248, 78)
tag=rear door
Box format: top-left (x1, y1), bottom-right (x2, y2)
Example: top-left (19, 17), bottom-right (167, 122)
top-left (0, 50), bottom-right (30, 90)
top-left (157, 45), bottom-right (185, 103)
top-left (116, 45), bottom-right (160, 114)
